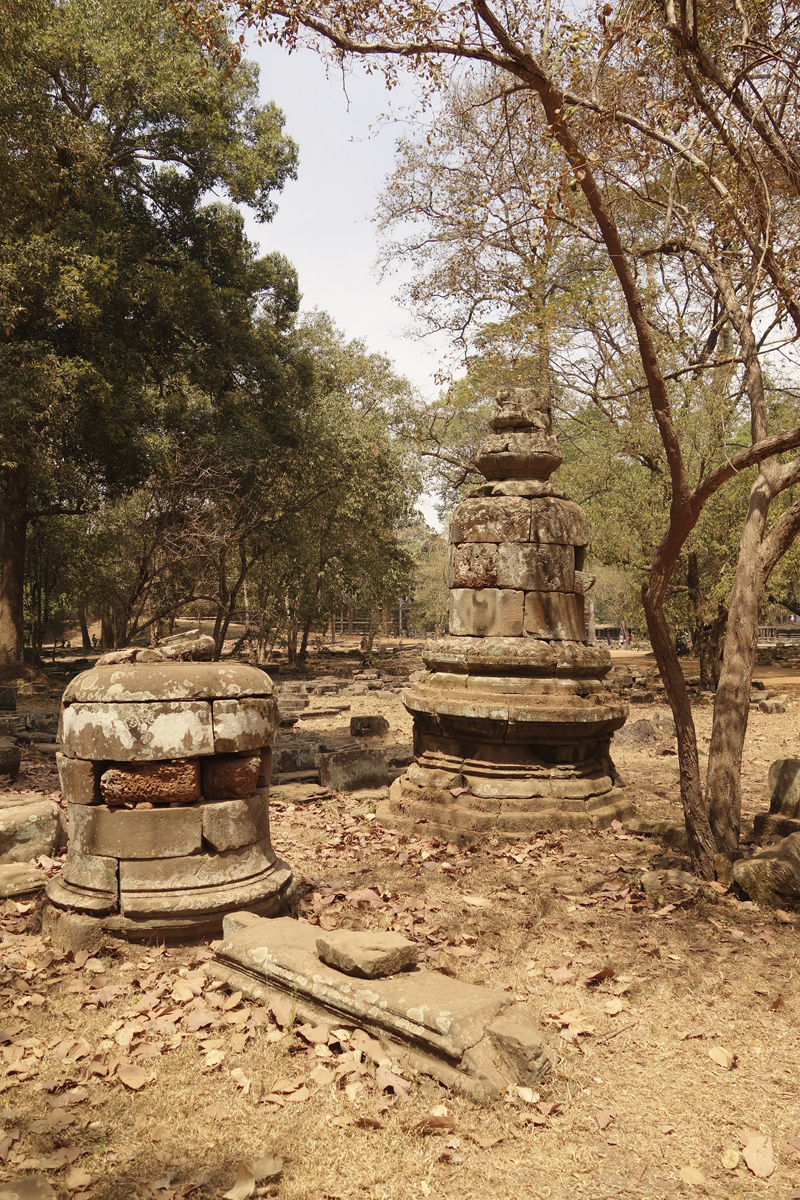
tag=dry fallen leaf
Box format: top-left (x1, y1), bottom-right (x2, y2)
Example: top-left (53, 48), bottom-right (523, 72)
top-left (678, 1165), bottom-right (705, 1186)
top-left (604, 998), bottom-right (624, 1015)
top-left (223, 1160), bottom-right (255, 1200)
top-left (721, 1147), bottom-right (739, 1170)
top-left (117, 1064), bottom-right (146, 1090)
top-left (594, 1109), bottom-right (615, 1131)
top-left (252, 1154), bottom-right (283, 1182)
top-left (742, 1135), bottom-right (775, 1178)
top-left (65, 1166), bottom-right (94, 1190)
top-left (415, 1114), bottom-right (456, 1134)
top-left (230, 1067), bottom-right (250, 1093)
top-left (708, 1047), bottom-right (735, 1069)
top-left (473, 1135), bottom-right (503, 1149)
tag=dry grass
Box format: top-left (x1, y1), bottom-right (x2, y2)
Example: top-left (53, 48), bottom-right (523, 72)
top-left (0, 656), bottom-right (799, 1199)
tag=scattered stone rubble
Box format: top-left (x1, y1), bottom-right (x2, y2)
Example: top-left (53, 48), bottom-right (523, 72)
top-left (45, 656), bottom-right (291, 938)
top-left (380, 385), bottom-right (631, 840)
top-left (209, 912), bottom-right (552, 1098)
top-left (726, 758), bottom-right (800, 906)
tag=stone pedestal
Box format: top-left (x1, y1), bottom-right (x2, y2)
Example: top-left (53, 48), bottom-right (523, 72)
top-left (46, 660), bottom-right (292, 938)
top-left (378, 386), bottom-right (632, 841)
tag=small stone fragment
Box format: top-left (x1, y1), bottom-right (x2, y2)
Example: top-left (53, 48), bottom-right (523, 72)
top-left (316, 747), bottom-right (389, 791)
top-left (0, 795), bottom-right (66, 862)
top-left (315, 929), bottom-right (418, 978)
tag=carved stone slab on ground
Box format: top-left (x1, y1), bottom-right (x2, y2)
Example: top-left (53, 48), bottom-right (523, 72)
top-left (208, 914), bottom-right (552, 1098)
top-left (315, 929), bottom-right (419, 978)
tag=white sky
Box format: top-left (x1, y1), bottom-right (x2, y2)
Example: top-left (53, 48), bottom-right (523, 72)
top-left (244, 41), bottom-right (446, 403)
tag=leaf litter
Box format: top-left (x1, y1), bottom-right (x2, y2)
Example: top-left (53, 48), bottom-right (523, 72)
top-left (1, 679), bottom-right (799, 1196)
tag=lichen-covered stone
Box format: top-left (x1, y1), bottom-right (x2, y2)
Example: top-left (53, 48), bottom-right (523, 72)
top-left (732, 832), bottom-right (800, 906)
top-left (201, 753), bottom-right (261, 801)
top-left (60, 701), bottom-right (214, 761)
top-left (64, 660), bottom-right (273, 704)
top-left (497, 543), bottom-right (574, 592)
top-left (0, 795), bottom-right (66, 862)
top-left (100, 759), bottom-right (201, 805)
top-left (448, 543), bottom-right (499, 589)
top-left (212, 697), bottom-right (278, 753)
top-left (62, 847), bottom-right (118, 894)
top-left (202, 791), bottom-right (269, 851)
top-left (449, 497), bottom-right (531, 545)
top-left (529, 497), bottom-right (589, 545)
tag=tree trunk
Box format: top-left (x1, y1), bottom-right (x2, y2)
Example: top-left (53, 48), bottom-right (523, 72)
top-left (641, 585), bottom-right (716, 877)
top-left (705, 473), bottom-right (771, 850)
top-left (77, 607), bottom-right (91, 652)
top-left (0, 464), bottom-right (29, 666)
top-left (687, 551), bottom-right (727, 691)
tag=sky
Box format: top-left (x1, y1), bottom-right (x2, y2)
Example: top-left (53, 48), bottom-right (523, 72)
top-left (243, 40), bottom-right (447, 403)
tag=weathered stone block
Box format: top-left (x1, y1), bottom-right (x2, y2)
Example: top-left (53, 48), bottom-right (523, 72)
top-left (42, 905), bottom-right (105, 955)
top-left (258, 746), bottom-right (272, 786)
top-left (475, 432), bottom-right (562, 480)
top-left (70, 803), bottom-right (203, 859)
top-left (315, 929), bottom-right (418, 978)
top-left (523, 592), bottom-right (586, 641)
top-left (202, 792), bottom-right (268, 851)
top-left (0, 862), bottom-right (47, 897)
top-left (317, 747), bottom-right (389, 791)
top-left (212, 697), bottom-right (278, 753)
top-left (497, 543), bottom-right (574, 592)
top-left (62, 847), bottom-right (119, 894)
top-left (201, 753), bottom-right (261, 801)
top-left (449, 589), bottom-right (524, 638)
top-left (732, 832), bottom-right (800, 906)
top-left (64, 661), bottom-right (273, 704)
top-left (449, 497), bottom-right (530, 544)
top-left (56, 752), bottom-right (98, 805)
top-left (60, 701), bottom-right (214, 761)
top-left (0, 686), bottom-right (16, 711)
top-left (487, 1004), bottom-right (553, 1085)
top-left (448, 544), bottom-right (498, 589)
top-left (0, 796), bottom-right (66, 863)
top-left (349, 714), bottom-right (390, 737)
top-left (0, 737), bottom-right (21, 779)
top-left (769, 759), bottom-right (800, 817)
top-left (119, 838), bottom-right (274, 891)
top-left (99, 759), bottom-right (201, 805)
top-left (529, 498), bottom-right (589, 545)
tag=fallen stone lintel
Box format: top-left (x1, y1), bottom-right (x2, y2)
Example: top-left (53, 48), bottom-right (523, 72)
top-left (208, 914), bottom-right (552, 1099)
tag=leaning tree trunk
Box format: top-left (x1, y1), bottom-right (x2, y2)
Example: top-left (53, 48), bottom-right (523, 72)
top-left (642, 582), bottom-right (716, 878)
top-left (0, 464), bottom-right (29, 666)
top-left (706, 472), bottom-right (771, 851)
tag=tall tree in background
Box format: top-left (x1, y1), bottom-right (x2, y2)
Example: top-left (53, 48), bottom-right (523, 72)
top-left (191, 0), bottom-right (800, 875)
top-left (0, 0), bottom-right (298, 665)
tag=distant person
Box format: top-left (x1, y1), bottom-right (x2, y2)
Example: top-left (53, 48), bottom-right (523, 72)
top-left (619, 633), bottom-right (625, 647)
top-left (606, 632), bottom-right (612, 646)
top-left (792, 614), bottom-right (796, 626)
top-left (91, 634), bottom-right (97, 647)
top-left (627, 631), bottom-right (632, 645)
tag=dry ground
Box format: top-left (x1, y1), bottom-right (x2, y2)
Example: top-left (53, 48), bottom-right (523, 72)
top-left (0, 662), bottom-right (799, 1200)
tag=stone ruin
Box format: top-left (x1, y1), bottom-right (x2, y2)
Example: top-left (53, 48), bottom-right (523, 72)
top-left (379, 384), bottom-right (633, 840)
top-left (46, 648), bottom-right (291, 938)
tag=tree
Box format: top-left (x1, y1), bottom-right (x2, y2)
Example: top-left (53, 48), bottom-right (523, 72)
top-left (0, 0), bottom-right (298, 664)
top-left (185, 0), bottom-right (800, 876)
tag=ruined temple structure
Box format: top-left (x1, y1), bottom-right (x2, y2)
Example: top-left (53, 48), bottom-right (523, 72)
top-left (379, 385), bottom-right (632, 840)
top-left (46, 652), bottom-right (291, 938)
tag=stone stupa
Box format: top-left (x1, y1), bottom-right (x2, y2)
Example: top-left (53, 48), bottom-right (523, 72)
top-left (378, 385), bottom-right (632, 841)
